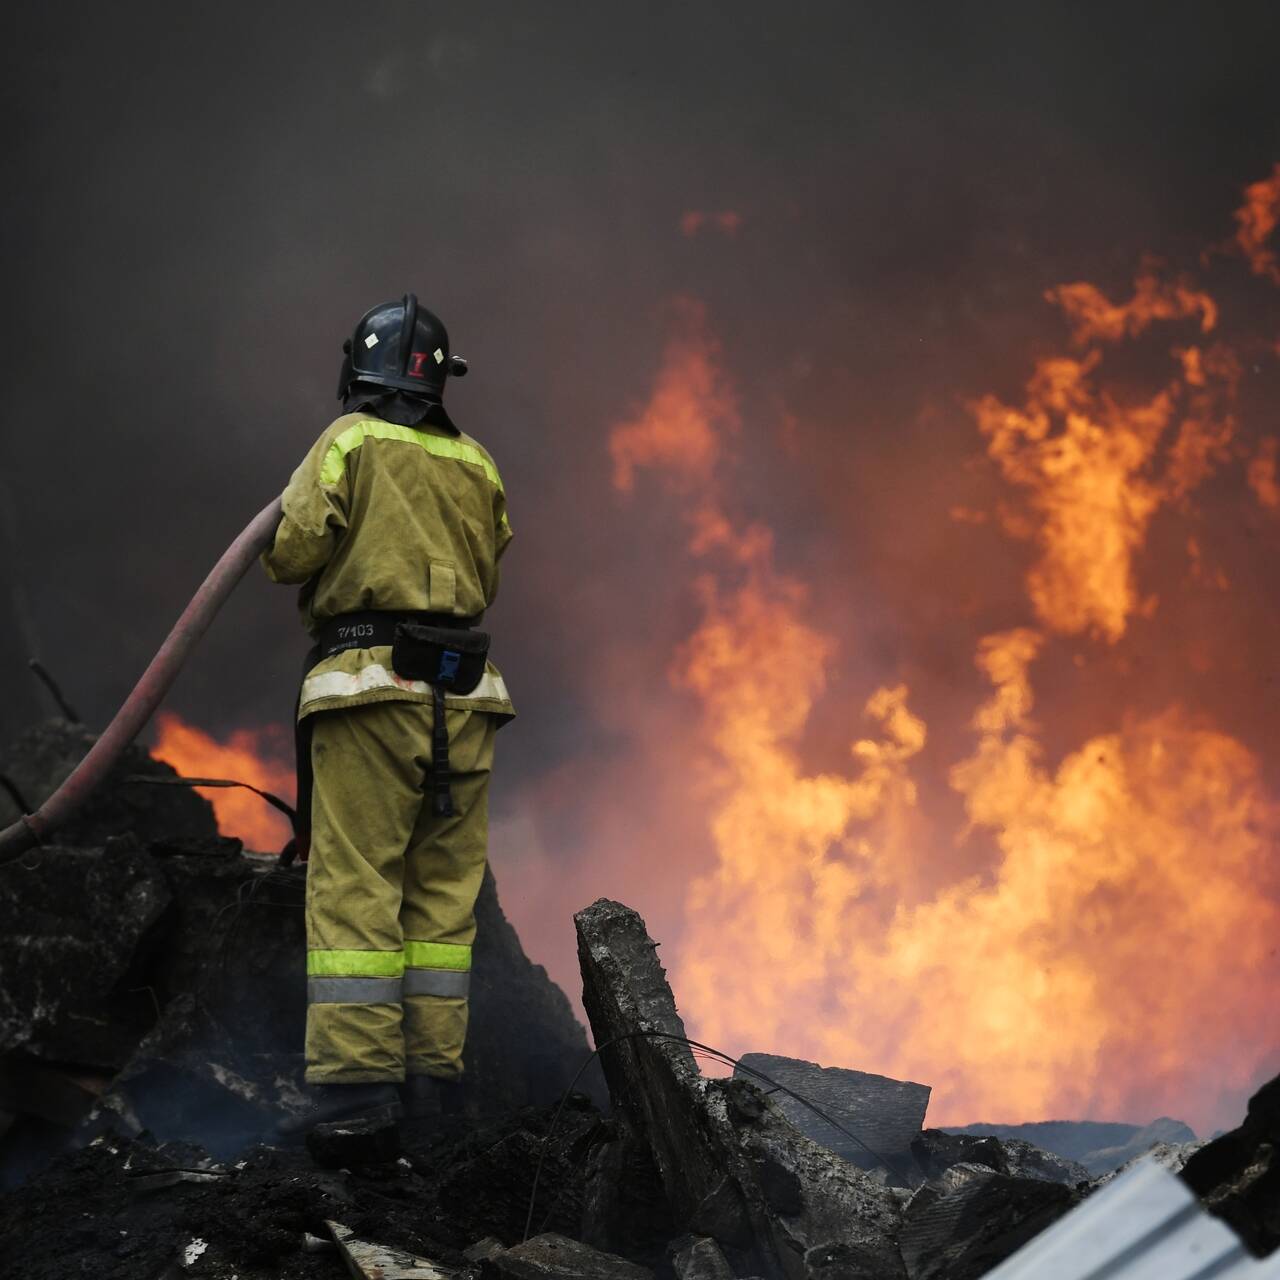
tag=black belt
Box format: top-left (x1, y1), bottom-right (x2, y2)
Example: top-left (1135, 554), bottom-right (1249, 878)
top-left (306, 609), bottom-right (487, 824)
top-left (314, 609), bottom-right (482, 661)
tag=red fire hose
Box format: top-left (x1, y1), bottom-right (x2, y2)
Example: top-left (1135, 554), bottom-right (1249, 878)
top-left (0, 497), bottom-right (283, 866)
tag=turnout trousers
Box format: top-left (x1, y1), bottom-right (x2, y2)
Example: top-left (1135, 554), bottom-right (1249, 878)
top-left (304, 699), bottom-right (497, 1084)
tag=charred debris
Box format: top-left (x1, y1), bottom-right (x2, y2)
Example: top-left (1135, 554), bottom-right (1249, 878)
top-left (0, 717), bottom-right (1276, 1280)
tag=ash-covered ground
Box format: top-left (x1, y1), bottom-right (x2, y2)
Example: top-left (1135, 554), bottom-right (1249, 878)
top-left (1, 718), bottom-right (1276, 1280)
top-left (2, 1101), bottom-right (602, 1280)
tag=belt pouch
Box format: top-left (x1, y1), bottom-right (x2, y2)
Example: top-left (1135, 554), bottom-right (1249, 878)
top-left (391, 623), bottom-right (490, 693)
top-left (392, 624), bottom-right (491, 817)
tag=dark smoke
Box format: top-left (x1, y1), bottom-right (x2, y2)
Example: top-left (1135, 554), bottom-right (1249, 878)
top-left (3, 2), bottom-right (1279, 1120)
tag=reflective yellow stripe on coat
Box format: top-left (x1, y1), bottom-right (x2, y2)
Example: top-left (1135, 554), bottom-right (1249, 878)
top-left (319, 419), bottom-right (510, 532)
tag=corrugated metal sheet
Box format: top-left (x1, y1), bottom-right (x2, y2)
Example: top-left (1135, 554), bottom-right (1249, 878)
top-left (984, 1157), bottom-right (1280, 1279)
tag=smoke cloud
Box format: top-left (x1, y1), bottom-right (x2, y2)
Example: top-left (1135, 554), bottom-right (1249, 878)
top-left (4, 2), bottom-right (1280, 1131)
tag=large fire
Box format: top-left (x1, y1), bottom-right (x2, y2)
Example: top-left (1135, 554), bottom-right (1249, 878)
top-left (140, 170), bottom-right (1278, 1134)
top-left (609, 171), bottom-right (1280, 1132)
top-left (151, 711), bottom-right (295, 853)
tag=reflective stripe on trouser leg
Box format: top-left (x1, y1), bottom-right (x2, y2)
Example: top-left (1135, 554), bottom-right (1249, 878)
top-left (307, 962), bottom-right (402, 1031)
top-left (305, 703), bottom-right (438, 1084)
top-left (308, 976), bottom-right (404, 1004)
top-left (404, 940), bottom-right (471, 998)
top-left (403, 969), bottom-right (470, 997)
top-left (402, 709), bottom-right (495, 1079)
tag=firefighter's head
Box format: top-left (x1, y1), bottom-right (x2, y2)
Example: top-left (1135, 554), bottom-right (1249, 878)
top-left (337, 294), bottom-right (469, 405)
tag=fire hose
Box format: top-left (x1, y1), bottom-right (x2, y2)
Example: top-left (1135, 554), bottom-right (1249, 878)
top-left (0, 497), bottom-right (283, 866)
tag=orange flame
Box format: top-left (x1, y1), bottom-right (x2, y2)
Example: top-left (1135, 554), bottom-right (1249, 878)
top-left (608, 169), bottom-right (1280, 1132)
top-left (1249, 436), bottom-right (1280, 510)
top-left (971, 278), bottom-right (1238, 643)
top-left (1233, 162), bottom-right (1280, 284)
top-left (610, 298), bottom-right (733, 495)
top-left (1047, 266), bottom-right (1217, 345)
top-left (151, 711), bottom-right (295, 852)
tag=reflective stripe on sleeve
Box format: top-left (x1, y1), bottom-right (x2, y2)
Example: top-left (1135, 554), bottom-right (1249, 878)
top-left (403, 969), bottom-right (471, 998)
top-left (308, 976), bottom-right (403, 1004)
top-left (404, 940), bottom-right (471, 971)
top-left (300, 665), bottom-right (511, 708)
top-left (307, 949), bottom-right (405, 978)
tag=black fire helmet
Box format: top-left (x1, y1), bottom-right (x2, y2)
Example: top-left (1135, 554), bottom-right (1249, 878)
top-left (337, 294), bottom-right (469, 403)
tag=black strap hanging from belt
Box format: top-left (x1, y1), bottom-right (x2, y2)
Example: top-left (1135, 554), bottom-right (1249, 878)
top-left (305, 610), bottom-right (490, 825)
top-left (431, 685), bottom-right (454, 818)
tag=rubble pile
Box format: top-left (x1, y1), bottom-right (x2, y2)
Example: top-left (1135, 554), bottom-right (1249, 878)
top-left (1182, 1071), bottom-right (1280, 1257)
top-left (0, 718), bottom-right (598, 1183)
top-left (0, 1099), bottom-right (603, 1280)
top-left (0, 716), bottom-right (220, 848)
top-left (575, 898), bottom-right (909, 1278)
top-left (568, 899), bottom-right (1278, 1280)
top-left (0, 720), bottom-right (1276, 1278)
top-left (943, 1117), bottom-right (1201, 1178)
top-left (733, 1055), bottom-right (930, 1175)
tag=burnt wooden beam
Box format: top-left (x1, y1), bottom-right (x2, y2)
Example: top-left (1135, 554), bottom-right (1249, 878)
top-left (574, 898), bottom-right (906, 1280)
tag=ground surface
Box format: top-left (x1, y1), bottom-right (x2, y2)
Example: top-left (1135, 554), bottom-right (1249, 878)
top-left (0, 1098), bottom-right (602, 1280)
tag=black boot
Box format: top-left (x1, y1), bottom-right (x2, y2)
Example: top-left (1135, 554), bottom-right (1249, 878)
top-left (401, 1074), bottom-right (465, 1121)
top-left (275, 1082), bottom-right (403, 1142)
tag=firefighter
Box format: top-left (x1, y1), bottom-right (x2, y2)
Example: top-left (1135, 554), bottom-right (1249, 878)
top-left (262, 295), bottom-right (514, 1138)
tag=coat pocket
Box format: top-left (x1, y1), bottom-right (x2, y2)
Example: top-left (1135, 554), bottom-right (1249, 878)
top-left (428, 559), bottom-right (457, 612)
